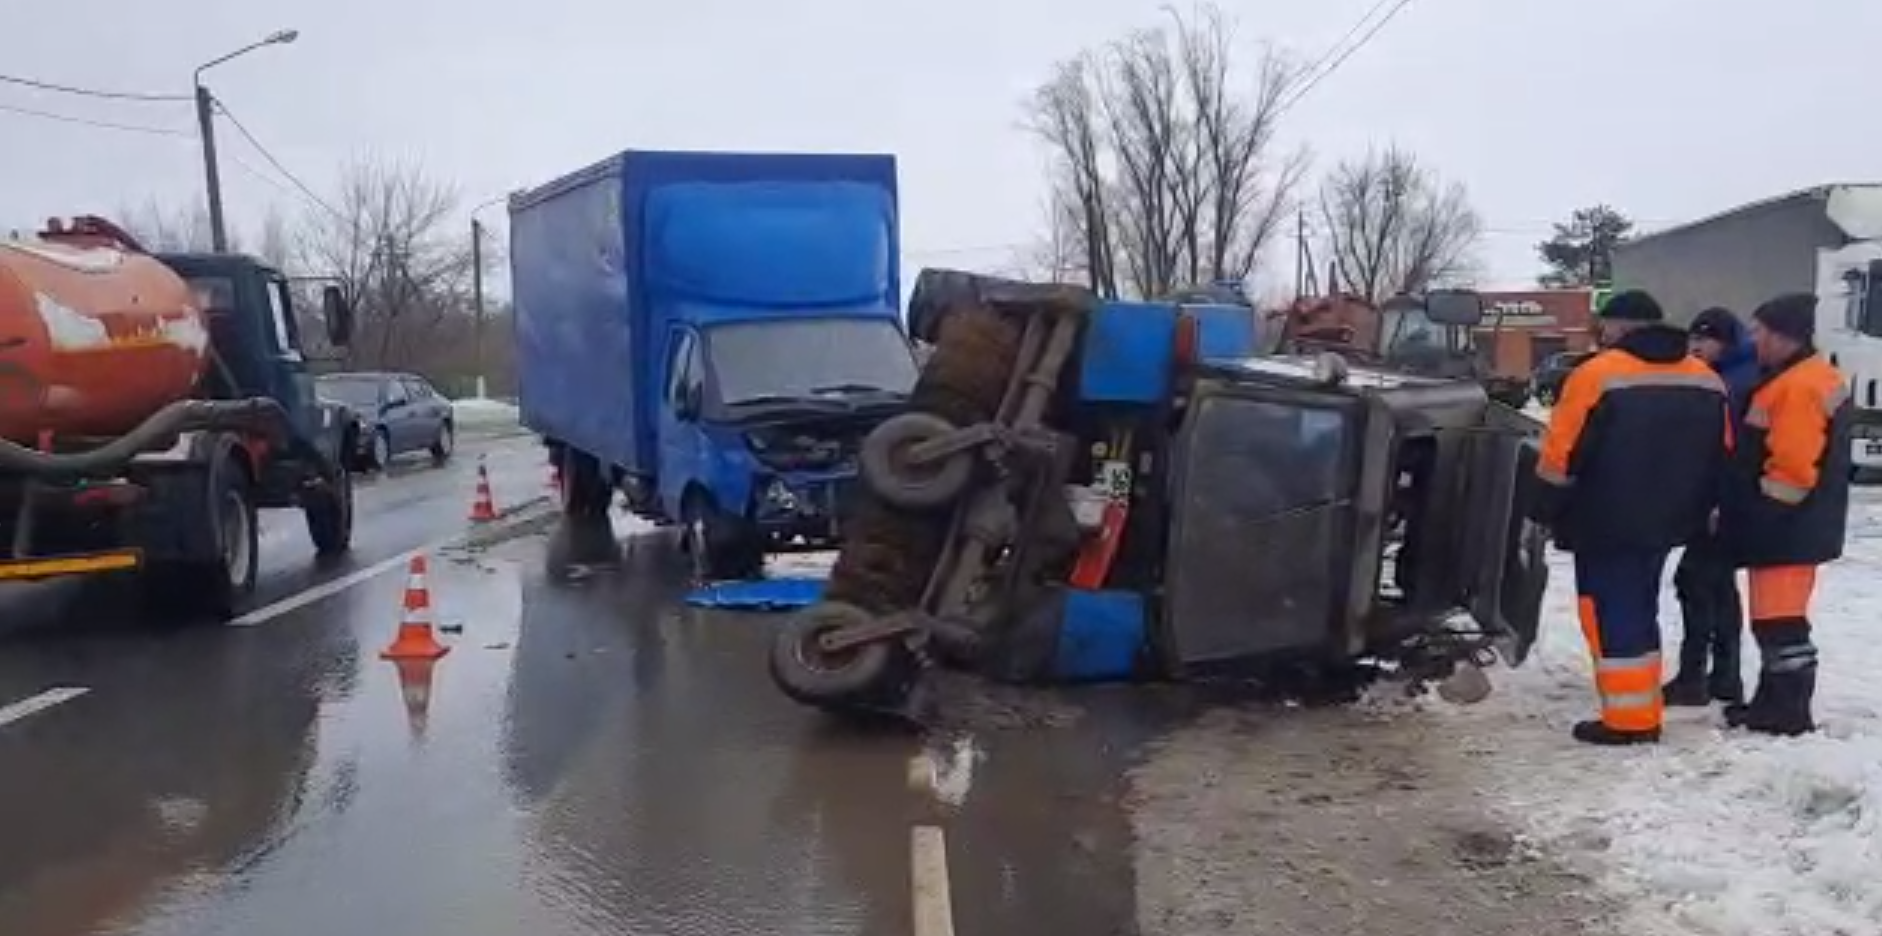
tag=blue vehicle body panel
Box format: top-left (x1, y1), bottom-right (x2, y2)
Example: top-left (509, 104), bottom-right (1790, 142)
top-left (1077, 300), bottom-right (1259, 403)
top-left (510, 150), bottom-right (900, 492)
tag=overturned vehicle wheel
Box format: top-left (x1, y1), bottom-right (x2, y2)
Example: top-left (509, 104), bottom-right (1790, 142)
top-left (768, 601), bottom-right (914, 710)
top-left (858, 412), bottom-right (974, 512)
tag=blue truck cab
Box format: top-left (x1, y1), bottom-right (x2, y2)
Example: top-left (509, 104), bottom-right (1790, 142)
top-left (510, 150), bottom-right (917, 579)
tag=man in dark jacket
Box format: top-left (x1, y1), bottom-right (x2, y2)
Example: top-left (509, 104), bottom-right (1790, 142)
top-left (1531, 290), bottom-right (1732, 745)
top-left (1665, 307), bottom-right (1760, 706)
top-left (1718, 293), bottom-right (1851, 736)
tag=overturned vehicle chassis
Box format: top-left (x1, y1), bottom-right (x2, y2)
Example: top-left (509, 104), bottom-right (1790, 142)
top-left (767, 272), bottom-right (1550, 714)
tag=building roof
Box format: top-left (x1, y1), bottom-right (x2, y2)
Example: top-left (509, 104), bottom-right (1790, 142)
top-left (1627, 183), bottom-right (1882, 248)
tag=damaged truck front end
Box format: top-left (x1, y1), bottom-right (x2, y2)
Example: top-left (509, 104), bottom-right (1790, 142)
top-left (766, 270), bottom-right (1548, 717)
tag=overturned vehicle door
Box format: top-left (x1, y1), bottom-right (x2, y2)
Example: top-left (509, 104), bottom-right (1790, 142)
top-left (1154, 357), bottom-right (1548, 692)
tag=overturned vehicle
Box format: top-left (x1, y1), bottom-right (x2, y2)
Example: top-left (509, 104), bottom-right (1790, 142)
top-left (766, 270), bottom-right (1550, 715)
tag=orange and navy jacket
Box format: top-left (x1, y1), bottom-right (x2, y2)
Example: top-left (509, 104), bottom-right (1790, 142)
top-left (1720, 351), bottom-right (1851, 567)
top-left (1530, 324), bottom-right (1731, 552)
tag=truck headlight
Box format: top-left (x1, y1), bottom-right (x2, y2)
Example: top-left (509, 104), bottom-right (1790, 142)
top-left (764, 479), bottom-right (799, 511)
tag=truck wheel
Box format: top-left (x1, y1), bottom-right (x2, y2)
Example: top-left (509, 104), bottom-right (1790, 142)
top-left (150, 453), bottom-right (259, 621)
top-left (304, 464), bottom-right (355, 558)
top-left (430, 421), bottom-right (455, 466)
top-left (768, 602), bottom-right (901, 708)
top-left (682, 493), bottom-right (764, 581)
top-left (859, 412), bottom-right (973, 511)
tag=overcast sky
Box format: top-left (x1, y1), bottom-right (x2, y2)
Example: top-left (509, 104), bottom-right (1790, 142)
top-left (4, 0), bottom-right (1878, 297)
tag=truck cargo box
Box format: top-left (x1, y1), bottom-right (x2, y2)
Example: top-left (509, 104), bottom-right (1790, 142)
top-left (509, 150), bottom-right (900, 477)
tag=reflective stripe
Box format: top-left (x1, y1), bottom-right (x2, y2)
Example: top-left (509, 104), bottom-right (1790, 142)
top-left (1536, 464), bottom-right (1572, 486)
top-left (1761, 476), bottom-right (1808, 503)
top-left (1596, 653), bottom-right (1661, 672)
top-left (1601, 371), bottom-right (1726, 394)
top-left (1823, 385), bottom-right (1851, 417)
top-left (1747, 405), bottom-right (1771, 428)
top-left (1604, 690), bottom-right (1660, 710)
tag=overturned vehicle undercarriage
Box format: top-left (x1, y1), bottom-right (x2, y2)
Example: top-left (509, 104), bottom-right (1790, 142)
top-left (766, 270), bottom-right (1551, 717)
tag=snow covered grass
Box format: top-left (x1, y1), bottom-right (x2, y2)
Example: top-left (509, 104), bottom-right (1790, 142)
top-left (1460, 491), bottom-right (1882, 935)
top-left (450, 396), bottom-right (520, 429)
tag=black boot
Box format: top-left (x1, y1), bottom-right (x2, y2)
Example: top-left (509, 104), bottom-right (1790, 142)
top-left (1572, 719), bottom-right (1661, 746)
top-left (1663, 671), bottom-right (1711, 707)
top-left (1707, 641), bottom-right (1744, 705)
top-left (1723, 676), bottom-right (1768, 728)
top-left (1745, 666), bottom-right (1816, 737)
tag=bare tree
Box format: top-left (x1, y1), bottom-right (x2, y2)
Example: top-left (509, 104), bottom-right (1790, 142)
top-left (295, 157), bottom-right (476, 374)
top-left (117, 200), bottom-right (228, 253)
top-left (1025, 2), bottom-right (1306, 298)
top-left (1317, 146), bottom-right (1481, 302)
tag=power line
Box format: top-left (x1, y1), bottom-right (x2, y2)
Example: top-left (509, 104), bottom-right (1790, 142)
top-left (0, 72), bottom-right (190, 103)
top-left (1279, 0), bottom-right (1416, 115)
top-left (0, 100), bottom-right (193, 137)
top-left (211, 96), bottom-right (343, 220)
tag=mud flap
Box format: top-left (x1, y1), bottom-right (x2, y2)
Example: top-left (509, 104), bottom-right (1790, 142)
top-left (1459, 406), bottom-right (1549, 666)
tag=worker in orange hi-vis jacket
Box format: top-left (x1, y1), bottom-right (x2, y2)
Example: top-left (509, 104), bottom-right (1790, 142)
top-left (1718, 293), bottom-right (1853, 737)
top-left (1528, 290), bottom-right (1733, 746)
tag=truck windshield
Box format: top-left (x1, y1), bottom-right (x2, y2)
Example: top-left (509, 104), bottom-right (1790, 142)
top-left (707, 317), bottom-right (917, 405)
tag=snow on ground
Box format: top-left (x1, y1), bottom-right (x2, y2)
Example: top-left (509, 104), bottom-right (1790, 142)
top-left (451, 396), bottom-right (520, 427)
top-left (1454, 490), bottom-right (1882, 936)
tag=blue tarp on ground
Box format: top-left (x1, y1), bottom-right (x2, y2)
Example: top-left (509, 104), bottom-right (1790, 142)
top-left (684, 577), bottom-right (826, 611)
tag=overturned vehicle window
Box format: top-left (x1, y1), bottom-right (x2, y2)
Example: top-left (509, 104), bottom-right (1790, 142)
top-left (1163, 392), bottom-right (1356, 668)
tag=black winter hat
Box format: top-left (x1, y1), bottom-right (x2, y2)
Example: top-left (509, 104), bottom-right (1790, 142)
top-left (1689, 306), bottom-right (1743, 343)
top-left (1599, 289), bottom-right (1664, 322)
top-left (1751, 293), bottom-right (1817, 343)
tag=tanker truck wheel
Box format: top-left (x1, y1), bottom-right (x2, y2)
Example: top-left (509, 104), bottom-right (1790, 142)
top-left (146, 451), bottom-right (259, 622)
top-left (304, 464), bottom-right (355, 559)
top-left (769, 602), bottom-right (906, 709)
top-left (859, 412), bottom-right (974, 512)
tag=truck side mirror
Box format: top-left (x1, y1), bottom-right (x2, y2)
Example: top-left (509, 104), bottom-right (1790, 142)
top-left (676, 382), bottom-right (703, 421)
top-left (322, 285), bottom-right (354, 347)
top-left (1865, 260), bottom-right (1882, 337)
top-left (1424, 289), bottom-right (1486, 327)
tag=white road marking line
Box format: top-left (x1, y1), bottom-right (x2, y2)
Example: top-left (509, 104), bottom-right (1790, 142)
top-left (911, 825), bottom-right (956, 936)
top-left (0, 686), bottom-right (89, 728)
top-left (229, 539), bottom-right (450, 628)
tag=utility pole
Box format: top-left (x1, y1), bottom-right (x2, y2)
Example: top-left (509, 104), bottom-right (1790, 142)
top-left (1294, 208), bottom-right (1307, 299)
top-left (470, 218), bottom-right (486, 399)
top-left (192, 29), bottom-right (299, 255)
top-left (194, 85), bottom-right (229, 253)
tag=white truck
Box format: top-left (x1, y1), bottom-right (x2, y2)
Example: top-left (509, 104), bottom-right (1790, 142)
top-left (1612, 183), bottom-right (1882, 479)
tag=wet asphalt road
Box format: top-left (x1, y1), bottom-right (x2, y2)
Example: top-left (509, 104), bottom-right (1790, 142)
top-left (0, 433), bottom-right (1162, 936)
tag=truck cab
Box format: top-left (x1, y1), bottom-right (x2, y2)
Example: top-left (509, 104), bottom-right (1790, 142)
top-left (0, 216), bottom-right (357, 620)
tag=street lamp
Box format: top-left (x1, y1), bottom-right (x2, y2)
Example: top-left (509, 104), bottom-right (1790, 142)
top-left (194, 29), bottom-right (299, 253)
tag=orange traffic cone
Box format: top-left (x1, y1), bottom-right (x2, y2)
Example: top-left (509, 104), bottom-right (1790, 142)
top-left (381, 554), bottom-right (451, 661)
top-left (469, 460), bottom-right (498, 523)
top-left (390, 656), bottom-right (439, 741)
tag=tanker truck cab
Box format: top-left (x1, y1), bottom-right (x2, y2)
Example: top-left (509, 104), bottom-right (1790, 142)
top-left (0, 217), bottom-right (358, 620)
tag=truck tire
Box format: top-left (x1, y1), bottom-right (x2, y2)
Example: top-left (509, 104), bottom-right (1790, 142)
top-left (304, 464), bottom-right (355, 558)
top-left (859, 412), bottom-right (973, 512)
top-left (148, 448), bottom-right (259, 621)
top-left (681, 492), bottom-right (764, 582)
top-left (768, 602), bottom-right (904, 708)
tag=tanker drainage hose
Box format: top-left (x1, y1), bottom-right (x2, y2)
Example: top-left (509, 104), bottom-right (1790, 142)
top-left (0, 399), bottom-right (287, 478)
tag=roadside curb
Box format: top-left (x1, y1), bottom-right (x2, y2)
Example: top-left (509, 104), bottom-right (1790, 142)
top-left (455, 496), bottom-right (557, 551)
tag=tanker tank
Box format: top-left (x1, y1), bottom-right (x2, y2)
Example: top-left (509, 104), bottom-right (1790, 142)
top-left (0, 229), bottom-right (212, 445)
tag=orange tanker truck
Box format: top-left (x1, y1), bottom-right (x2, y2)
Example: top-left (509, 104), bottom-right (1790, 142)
top-left (0, 216), bottom-right (357, 619)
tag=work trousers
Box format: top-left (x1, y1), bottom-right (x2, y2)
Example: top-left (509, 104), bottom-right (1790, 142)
top-left (1746, 565), bottom-right (1820, 698)
top-left (1672, 545), bottom-right (1744, 687)
top-left (1573, 548), bottom-right (1671, 732)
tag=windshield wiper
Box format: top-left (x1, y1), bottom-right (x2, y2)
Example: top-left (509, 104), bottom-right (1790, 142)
top-left (809, 383), bottom-right (908, 397)
top-left (727, 394), bottom-right (853, 410)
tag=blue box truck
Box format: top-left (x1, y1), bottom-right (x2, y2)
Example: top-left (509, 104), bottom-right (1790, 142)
top-left (509, 150), bottom-right (919, 579)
